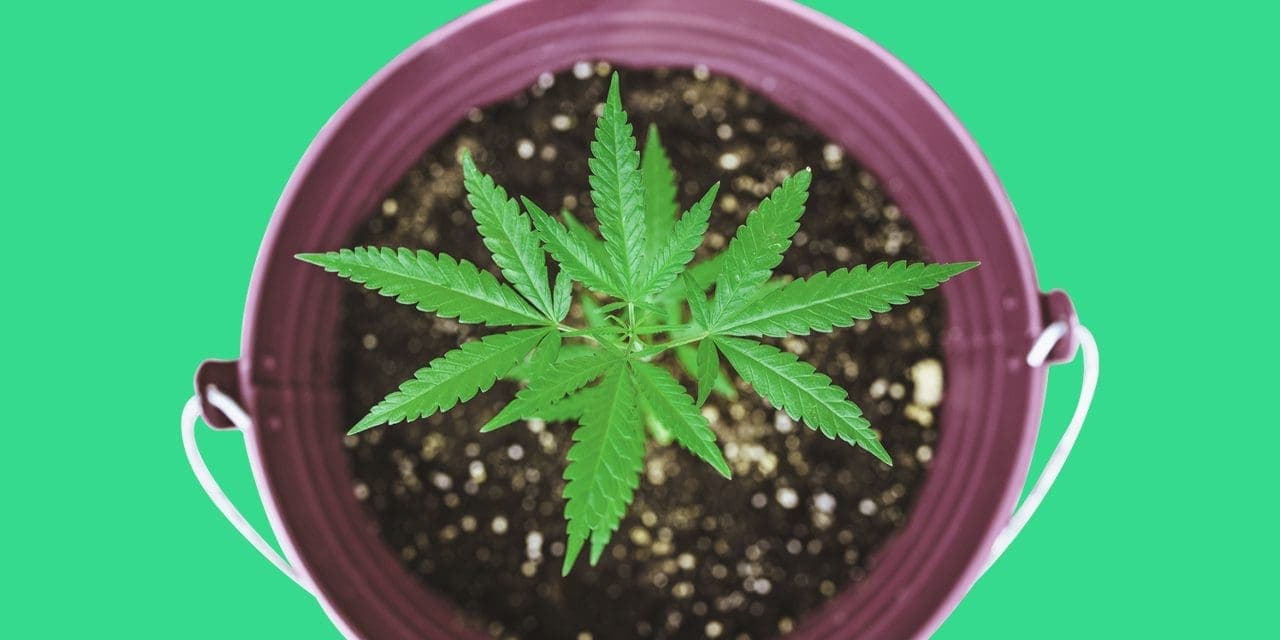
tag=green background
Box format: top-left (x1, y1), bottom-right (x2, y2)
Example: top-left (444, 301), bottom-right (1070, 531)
top-left (4, 1), bottom-right (1275, 637)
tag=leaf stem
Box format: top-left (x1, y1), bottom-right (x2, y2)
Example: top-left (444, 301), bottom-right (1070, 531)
top-left (634, 332), bottom-right (709, 359)
top-left (630, 324), bottom-right (686, 335)
top-left (558, 324), bottom-right (626, 337)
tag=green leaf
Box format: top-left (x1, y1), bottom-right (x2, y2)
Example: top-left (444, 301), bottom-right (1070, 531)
top-left (675, 345), bottom-right (738, 401)
top-left (524, 197), bottom-right (623, 297)
top-left (641, 124), bottom-right (679, 260)
top-left (580, 293), bottom-right (611, 329)
top-left (715, 262), bottom-right (978, 337)
top-left (562, 366), bottom-right (645, 574)
top-left (655, 254), bottom-right (722, 314)
top-left (694, 339), bottom-right (719, 405)
top-left (504, 342), bottom-right (596, 382)
top-left (643, 409), bottom-right (674, 445)
top-left (349, 328), bottom-right (551, 434)
top-left (460, 149), bottom-right (556, 319)
top-left (714, 336), bottom-right (890, 464)
top-left (686, 255), bottom-right (724, 292)
top-left (630, 360), bottom-right (730, 478)
top-left (551, 269), bottom-right (573, 321)
top-left (683, 272), bottom-right (710, 328)
top-left (639, 183), bottom-right (718, 298)
top-left (710, 169), bottom-right (812, 322)
top-left (481, 350), bottom-right (623, 432)
top-left (589, 72), bottom-right (647, 300)
top-left (562, 210), bottom-right (611, 268)
top-left (531, 329), bottom-right (562, 369)
top-left (297, 248), bottom-right (544, 327)
top-left (532, 385), bottom-right (600, 423)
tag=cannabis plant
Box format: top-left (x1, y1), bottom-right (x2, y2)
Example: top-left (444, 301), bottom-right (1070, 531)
top-left (299, 73), bottom-right (975, 575)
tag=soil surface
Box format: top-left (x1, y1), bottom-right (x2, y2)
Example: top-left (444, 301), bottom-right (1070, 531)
top-left (341, 64), bottom-right (949, 640)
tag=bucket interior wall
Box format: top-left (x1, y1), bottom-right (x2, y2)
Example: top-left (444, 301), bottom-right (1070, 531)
top-left (235, 1), bottom-right (1048, 638)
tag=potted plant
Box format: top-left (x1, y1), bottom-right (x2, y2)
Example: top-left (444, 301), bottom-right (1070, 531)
top-left (185, 1), bottom-right (1092, 638)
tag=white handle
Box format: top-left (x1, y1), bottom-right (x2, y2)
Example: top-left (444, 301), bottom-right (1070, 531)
top-left (984, 320), bottom-right (1100, 571)
top-left (182, 386), bottom-right (315, 594)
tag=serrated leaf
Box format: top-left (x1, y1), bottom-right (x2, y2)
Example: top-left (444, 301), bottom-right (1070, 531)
top-left (675, 345), bottom-right (738, 401)
top-left (562, 210), bottom-right (611, 268)
top-left (639, 183), bottom-right (718, 298)
top-left (532, 385), bottom-right (600, 423)
top-left (460, 149), bottom-right (555, 319)
top-left (349, 328), bottom-right (551, 434)
top-left (297, 248), bottom-right (544, 327)
top-left (643, 409), bottom-right (674, 445)
top-left (579, 293), bottom-right (611, 329)
top-left (641, 124), bottom-right (679, 260)
top-left (655, 254), bottom-right (723, 314)
top-left (524, 197), bottom-right (623, 297)
top-left (694, 339), bottom-right (719, 405)
top-left (531, 329), bottom-right (562, 369)
top-left (504, 342), bottom-right (596, 382)
top-left (589, 73), bottom-right (647, 300)
top-left (482, 350), bottom-right (623, 432)
top-left (686, 255), bottom-right (724, 292)
top-left (630, 360), bottom-right (730, 478)
top-left (716, 261), bottom-right (977, 337)
top-left (710, 169), bottom-right (812, 322)
top-left (562, 366), bottom-right (645, 574)
top-left (714, 336), bottom-right (890, 464)
top-left (551, 269), bottom-right (573, 321)
top-left (683, 272), bottom-right (710, 328)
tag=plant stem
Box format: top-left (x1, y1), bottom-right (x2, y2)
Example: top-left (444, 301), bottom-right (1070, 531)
top-left (635, 332), bottom-right (708, 359)
top-left (557, 325), bottom-right (626, 337)
top-left (630, 324), bottom-right (686, 335)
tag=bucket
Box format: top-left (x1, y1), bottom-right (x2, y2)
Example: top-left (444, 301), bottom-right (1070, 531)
top-left (183, 0), bottom-right (1097, 637)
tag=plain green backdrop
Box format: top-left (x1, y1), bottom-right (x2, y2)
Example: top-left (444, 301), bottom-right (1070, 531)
top-left (3, 1), bottom-right (1276, 637)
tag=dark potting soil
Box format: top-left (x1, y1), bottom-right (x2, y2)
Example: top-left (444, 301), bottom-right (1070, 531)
top-left (340, 64), bottom-right (949, 640)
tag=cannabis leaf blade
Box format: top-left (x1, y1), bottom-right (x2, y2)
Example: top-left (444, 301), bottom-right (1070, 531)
top-left (562, 366), bottom-right (645, 574)
top-left (562, 210), bottom-right (612, 268)
top-left (630, 360), bottom-right (730, 478)
top-left (675, 344), bottom-right (737, 402)
top-left (524, 197), bottom-right (623, 297)
top-left (589, 73), bottom-right (647, 300)
top-left (482, 350), bottom-right (624, 432)
top-left (460, 150), bottom-right (556, 318)
top-left (686, 255), bottom-right (724, 292)
top-left (714, 336), bottom-right (890, 464)
top-left (641, 124), bottom-right (679, 260)
top-left (349, 328), bottom-right (551, 434)
top-left (551, 269), bottom-right (573, 321)
top-left (684, 272), bottom-right (711, 328)
top-left (694, 339), bottom-right (720, 405)
top-left (710, 169), bottom-right (811, 322)
top-left (532, 385), bottom-right (601, 423)
top-left (531, 329), bottom-right (562, 369)
top-left (504, 342), bottom-right (596, 383)
top-left (715, 262), bottom-right (978, 337)
top-left (639, 184), bottom-right (718, 298)
top-left (297, 248), bottom-right (544, 327)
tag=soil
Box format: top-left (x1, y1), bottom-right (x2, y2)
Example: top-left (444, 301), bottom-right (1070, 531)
top-left (340, 64), bottom-right (949, 640)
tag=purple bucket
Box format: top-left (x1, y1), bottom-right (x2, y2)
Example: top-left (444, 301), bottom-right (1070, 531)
top-left (193, 0), bottom-right (1080, 637)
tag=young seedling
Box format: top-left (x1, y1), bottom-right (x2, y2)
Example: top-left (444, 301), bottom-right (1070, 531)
top-left (298, 73), bottom-right (976, 575)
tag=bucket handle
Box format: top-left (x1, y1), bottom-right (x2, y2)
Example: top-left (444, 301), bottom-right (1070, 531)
top-left (182, 321), bottom-right (1097, 594)
top-left (983, 319), bottom-right (1099, 572)
top-left (181, 386), bottom-right (316, 595)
